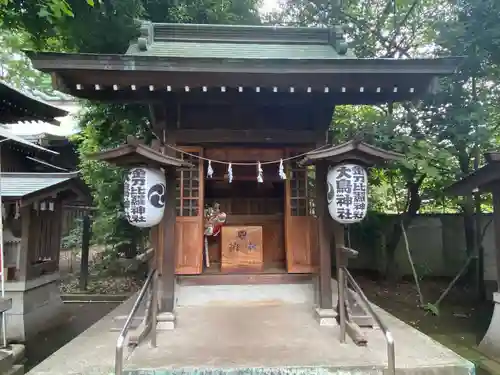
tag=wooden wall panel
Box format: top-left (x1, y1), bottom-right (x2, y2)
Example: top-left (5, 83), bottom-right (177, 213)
top-left (263, 220), bottom-right (285, 265)
top-left (175, 217), bottom-right (203, 274)
top-left (284, 149), bottom-right (316, 274)
top-left (285, 216), bottom-right (315, 273)
top-left (175, 146), bottom-right (204, 275)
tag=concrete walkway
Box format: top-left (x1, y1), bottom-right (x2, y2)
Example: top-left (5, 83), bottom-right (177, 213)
top-left (27, 284), bottom-right (474, 375)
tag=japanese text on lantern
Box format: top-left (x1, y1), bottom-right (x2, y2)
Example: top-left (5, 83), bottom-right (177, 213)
top-left (328, 163), bottom-right (368, 224)
top-left (125, 168), bottom-right (147, 224)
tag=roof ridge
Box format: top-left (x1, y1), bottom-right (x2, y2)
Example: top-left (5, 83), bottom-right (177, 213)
top-left (134, 20), bottom-right (349, 56)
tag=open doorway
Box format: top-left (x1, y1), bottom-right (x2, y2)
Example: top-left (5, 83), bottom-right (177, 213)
top-left (203, 164), bottom-right (286, 274)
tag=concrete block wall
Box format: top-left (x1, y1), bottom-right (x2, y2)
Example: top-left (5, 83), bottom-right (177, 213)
top-left (348, 213), bottom-right (498, 286)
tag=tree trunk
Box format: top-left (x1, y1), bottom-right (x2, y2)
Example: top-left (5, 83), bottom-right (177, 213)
top-left (385, 179), bottom-right (423, 281)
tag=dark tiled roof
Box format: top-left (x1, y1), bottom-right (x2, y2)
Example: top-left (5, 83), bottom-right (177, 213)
top-left (0, 172), bottom-right (78, 198)
top-left (0, 81), bottom-right (68, 122)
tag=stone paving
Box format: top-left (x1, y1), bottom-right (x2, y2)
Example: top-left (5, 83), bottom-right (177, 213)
top-left (27, 283), bottom-right (474, 375)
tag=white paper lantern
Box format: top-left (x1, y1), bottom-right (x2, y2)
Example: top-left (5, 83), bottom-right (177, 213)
top-left (124, 167), bottom-right (166, 228)
top-left (327, 163), bottom-right (368, 224)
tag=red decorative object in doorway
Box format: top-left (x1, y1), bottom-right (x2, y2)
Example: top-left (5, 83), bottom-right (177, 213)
top-left (203, 202), bottom-right (227, 268)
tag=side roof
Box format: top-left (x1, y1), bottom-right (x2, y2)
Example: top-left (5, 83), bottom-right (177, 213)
top-left (0, 81), bottom-right (68, 124)
top-left (0, 171), bottom-right (90, 206)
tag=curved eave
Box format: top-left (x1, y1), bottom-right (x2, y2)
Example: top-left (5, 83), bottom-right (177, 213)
top-left (299, 140), bottom-right (403, 167)
top-left (0, 81), bottom-right (68, 122)
top-left (26, 51), bottom-right (463, 105)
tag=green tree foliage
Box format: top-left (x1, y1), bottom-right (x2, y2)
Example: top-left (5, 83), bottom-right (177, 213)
top-left (267, 0), bottom-right (500, 279)
top-left (72, 103), bottom-right (152, 253)
top-left (0, 29), bottom-right (51, 89)
top-left (0, 0), bottom-right (94, 22)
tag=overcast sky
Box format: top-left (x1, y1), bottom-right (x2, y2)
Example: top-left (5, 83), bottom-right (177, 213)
top-left (260, 0), bottom-right (279, 13)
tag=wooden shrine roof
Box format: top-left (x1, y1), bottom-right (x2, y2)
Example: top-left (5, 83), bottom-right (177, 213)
top-left (0, 81), bottom-right (68, 124)
top-left (446, 152), bottom-right (500, 195)
top-left (89, 136), bottom-right (192, 168)
top-left (299, 140), bottom-right (403, 167)
top-left (26, 22), bottom-right (463, 105)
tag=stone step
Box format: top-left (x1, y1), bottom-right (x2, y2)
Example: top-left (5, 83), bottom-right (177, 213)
top-left (115, 367), bottom-right (383, 375)
top-left (0, 351), bottom-right (14, 374)
top-left (4, 364), bottom-right (24, 375)
top-left (115, 364), bottom-right (475, 375)
top-left (109, 316), bottom-right (144, 332)
top-left (7, 344), bottom-right (25, 364)
top-left (0, 298), bottom-right (12, 314)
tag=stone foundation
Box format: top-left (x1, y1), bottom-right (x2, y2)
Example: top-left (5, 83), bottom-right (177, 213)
top-left (4, 273), bottom-right (64, 342)
top-left (314, 307), bottom-right (337, 326)
top-left (479, 291), bottom-right (500, 358)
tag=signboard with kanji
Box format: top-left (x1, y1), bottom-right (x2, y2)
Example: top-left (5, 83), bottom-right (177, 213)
top-left (124, 167), bottom-right (166, 227)
top-left (327, 163), bottom-right (368, 224)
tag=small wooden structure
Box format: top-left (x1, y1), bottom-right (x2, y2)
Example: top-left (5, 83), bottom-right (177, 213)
top-left (90, 136), bottom-right (189, 323)
top-left (446, 151), bottom-right (500, 359)
top-left (0, 80), bottom-right (91, 341)
top-left (28, 22), bottom-right (461, 329)
top-left (1, 172), bottom-right (87, 280)
top-left (299, 140), bottom-right (402, 330)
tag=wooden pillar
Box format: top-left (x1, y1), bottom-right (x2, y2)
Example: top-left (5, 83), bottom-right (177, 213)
top-left (79, 214), bottom-right (92, 291)
top-left (492, 188), bottom-right (500, 290)
top-left (160, 167), bottom-right (176, 313)
top-left (17, 205), bottom-right (32, 282)
top-left (314, 161), bottom-right (336, 325)
top-left (315, 161), bottom-right (333, 309)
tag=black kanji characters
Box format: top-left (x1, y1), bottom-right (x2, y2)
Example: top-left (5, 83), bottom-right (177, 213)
top-left (336, 165), bottom-right (352, 179)
top-left (336, 178), bottom-right (352, 194)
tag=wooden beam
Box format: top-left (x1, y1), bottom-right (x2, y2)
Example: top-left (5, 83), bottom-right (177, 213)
top-left (171, 129), bottom-right (323, 145)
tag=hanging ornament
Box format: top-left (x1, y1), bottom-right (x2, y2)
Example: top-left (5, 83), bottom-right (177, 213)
top-left (207, 160), bottom-right (214, 178)
top-left (278, 159), bottom-right (287, 180)
top-left (257, 161), bottom-right (264, 183)
top-left (228, 163), bottom-right (233, 183)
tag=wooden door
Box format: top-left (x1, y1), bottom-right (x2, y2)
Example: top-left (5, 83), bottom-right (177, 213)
top-left (175, 147), bottom-right (204, 274)
top-left (285, 154), bottom-right (317, 273)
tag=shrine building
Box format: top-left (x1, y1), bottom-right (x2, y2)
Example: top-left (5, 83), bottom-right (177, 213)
top-left (27, 22), bottom-right (461, 326)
